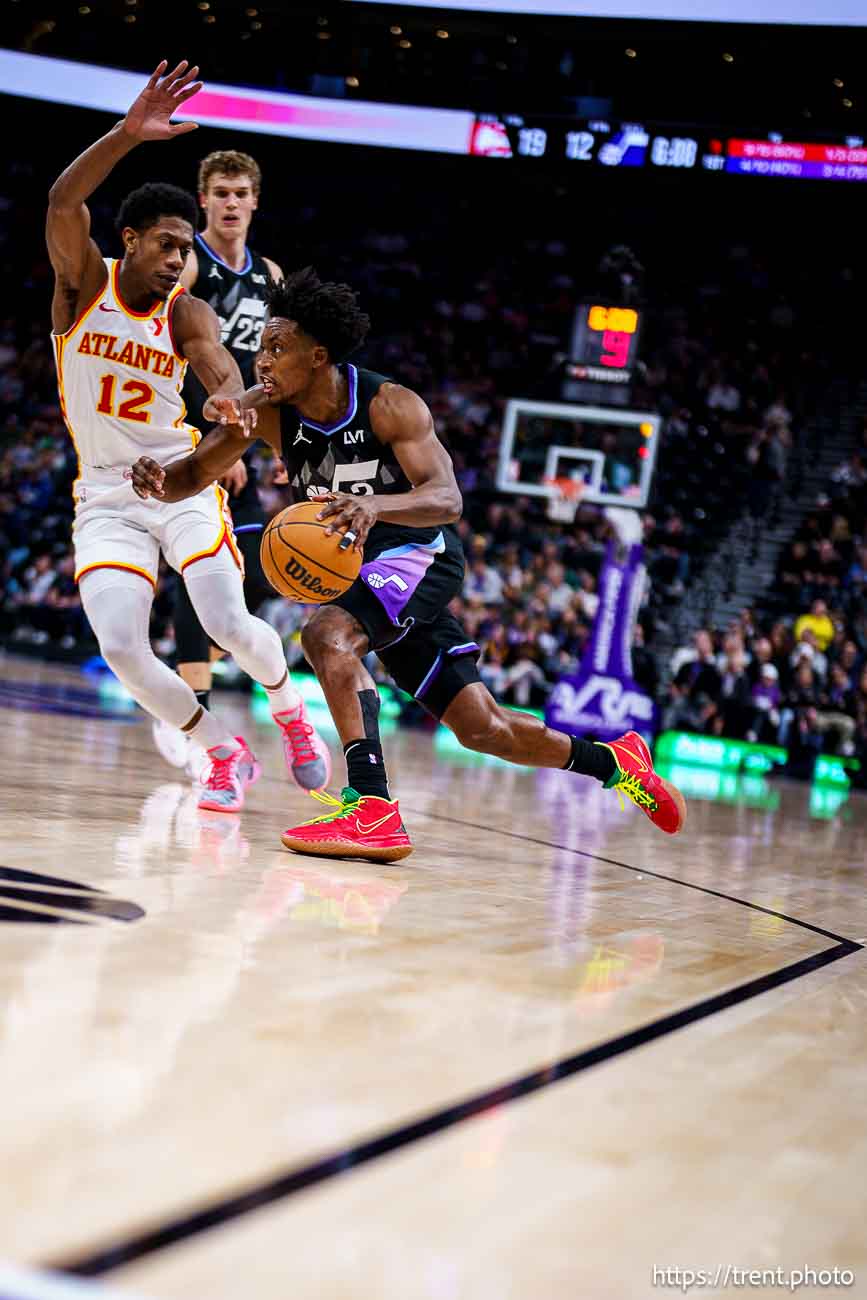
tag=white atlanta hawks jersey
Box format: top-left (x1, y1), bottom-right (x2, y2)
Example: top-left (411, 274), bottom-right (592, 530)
top-left (52, 258), bottom-right (200, 481)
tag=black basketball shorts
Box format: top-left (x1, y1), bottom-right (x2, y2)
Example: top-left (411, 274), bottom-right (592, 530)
top-left (332, 527), bottom-right (482, 719)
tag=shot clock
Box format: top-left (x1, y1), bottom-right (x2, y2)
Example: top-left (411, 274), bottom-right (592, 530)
top-left (568, 303), bottom-right (643, 385)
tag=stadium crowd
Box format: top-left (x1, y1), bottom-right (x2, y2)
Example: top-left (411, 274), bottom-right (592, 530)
top-left (663, 431), bottom-right (867, 780)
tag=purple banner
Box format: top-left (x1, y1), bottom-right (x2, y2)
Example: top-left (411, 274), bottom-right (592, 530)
top-left (726, 158), bottom-right (867, 182)
top-left (544, 542), bottom-right (656, 742)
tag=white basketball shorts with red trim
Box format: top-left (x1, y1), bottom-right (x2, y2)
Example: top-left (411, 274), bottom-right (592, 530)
top-left (72, 468), bottom-right (242, 589)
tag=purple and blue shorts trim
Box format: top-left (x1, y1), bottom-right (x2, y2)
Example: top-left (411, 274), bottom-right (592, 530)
top-left (331, 528), bottom-right (483, 717)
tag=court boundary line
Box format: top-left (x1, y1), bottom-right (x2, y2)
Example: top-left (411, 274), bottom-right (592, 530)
top-left (403, 807), bottom-right (856, 944)
top-left (53, 812), bottom-right (862, 1278)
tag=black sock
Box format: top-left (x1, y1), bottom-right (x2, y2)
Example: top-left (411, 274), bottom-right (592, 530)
top-left (344, 739), bottom-right (390, 799)
top-left (344, 688), bottom-right (390, 799)
top-left (562, 735), bottom-right (617, 783)
top-left (194, 689), bottom-right (211, 714)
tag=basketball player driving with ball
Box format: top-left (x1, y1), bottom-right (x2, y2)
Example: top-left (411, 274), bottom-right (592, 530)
top-left (132, 267), bottom-right (686, 861)
top-left (48, 60), bottom-right (332, 813)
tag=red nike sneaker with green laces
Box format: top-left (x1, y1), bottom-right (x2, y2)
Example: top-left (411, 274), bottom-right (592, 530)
top-left (599, 731), bottom-right (687, 835)
top-left (281, 787), bottom-right (413, 863)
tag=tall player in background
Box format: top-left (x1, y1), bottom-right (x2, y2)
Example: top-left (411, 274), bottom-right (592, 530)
top-left (132, 269), bottom-right (686, 860)
top-left (152, 149), bottom-right (285, 776)
top-left (47, 60), bottom-right (330, 811)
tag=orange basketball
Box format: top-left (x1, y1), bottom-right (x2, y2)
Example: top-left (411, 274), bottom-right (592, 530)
top-left (260, 501), bottom-right (362, 603)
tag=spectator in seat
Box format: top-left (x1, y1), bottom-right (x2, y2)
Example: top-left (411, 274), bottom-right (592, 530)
top-left (790, 626), bottom-right (828, 684)
top-left (747, 663), bottom-right (781, 744)
top-left (631, 622), bottom-right (659, 699)
top-left (829, 451), bottom-right (867, 502)
top-left (844, 544), bottom-right (867, 609)
top-left (794, 599), bottom-right (835, 654)
top-left (776, 540), bottom-right (810, 605)
top-left (575, 570), bottom-right (599, 621)
top-left (706, 376), bottom-right (741, 414)
top-left (769, 621), bottom-right (794, 681)
top-left (667, 629), bottom-right (722, 732)
top-left (544, 562), bottom-right (576, 616)
top-left (813, 662), bottom-right (856, 753)
top-left (714, 643), bottom-right (753, 738)
top-left (837, 639), bottom-right (862, 682)
top-left (807, 538), bottom-right (844, 600)
top-left (671, 627), bottom-right (717, 680)
top-left (779, 661), bottom-right (822, 761)
top-left (464, 554), bottom-right (504, 607)
top-left (747, 636), bottom-right (775, 687)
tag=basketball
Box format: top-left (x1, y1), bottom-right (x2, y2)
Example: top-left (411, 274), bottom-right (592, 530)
top-left (260, 501), bottom-right (362, 603)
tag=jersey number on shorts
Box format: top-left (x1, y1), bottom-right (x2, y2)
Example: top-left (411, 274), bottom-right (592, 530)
top-left (95, 375), bottom-right (155, 424)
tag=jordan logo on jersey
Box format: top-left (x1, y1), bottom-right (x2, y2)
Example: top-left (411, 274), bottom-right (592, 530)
top-left (294, 428), bottom-right (312, 446)
top-left (209, 263), bottom-right (222, 279)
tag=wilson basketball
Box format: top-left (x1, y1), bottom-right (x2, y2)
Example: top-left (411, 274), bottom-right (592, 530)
top-left (260, 501), bottom-right (362, 603)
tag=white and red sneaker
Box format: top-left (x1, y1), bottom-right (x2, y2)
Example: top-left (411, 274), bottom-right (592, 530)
top-left (198, 736), bottom-right (262, 813)
top-left (273, 702), bottom-right (332, 792)
top-left (152, 718), bottom-right (208, 782)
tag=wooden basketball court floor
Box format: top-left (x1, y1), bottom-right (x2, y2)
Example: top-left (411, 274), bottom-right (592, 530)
top-left (0, 657), bottom-right (865, 1300)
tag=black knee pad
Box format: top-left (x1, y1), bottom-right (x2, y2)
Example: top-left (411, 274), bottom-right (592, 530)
top-left (173, 575), bottom-right (212, 664)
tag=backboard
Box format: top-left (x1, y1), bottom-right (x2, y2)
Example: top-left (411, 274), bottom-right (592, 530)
top-left (496, 400), bottom-right (661, 509)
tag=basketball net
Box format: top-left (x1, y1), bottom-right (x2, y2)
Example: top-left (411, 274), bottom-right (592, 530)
top-left (544, 475), bottom-right (586, 525)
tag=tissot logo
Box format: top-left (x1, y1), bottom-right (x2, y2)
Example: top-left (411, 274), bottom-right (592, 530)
top-left (0, 866), bottom-right (145, 925)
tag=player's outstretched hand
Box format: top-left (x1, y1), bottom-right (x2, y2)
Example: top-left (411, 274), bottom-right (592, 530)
top-left (130, 457), bottom-right (166, 500)
top-left (202, 394), bottom-right (258, 438)
top-left (313, 492), bottom-right (379, 552)
top-left (122, 60), bottom-right (203, 142)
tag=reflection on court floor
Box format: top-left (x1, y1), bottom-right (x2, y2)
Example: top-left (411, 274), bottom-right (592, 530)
top-left (0, 658), bottom-right (864, 1299)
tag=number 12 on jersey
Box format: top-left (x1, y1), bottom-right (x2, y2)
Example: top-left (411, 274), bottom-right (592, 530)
top-left (95, 374), bottom-right (155, 424)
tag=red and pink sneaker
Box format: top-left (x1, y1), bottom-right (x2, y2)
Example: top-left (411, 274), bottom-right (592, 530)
top-left (281, 787), bottom-right (413, 863)
top-left (600, 730), bottom-right (687, 835)
top-left (273, 703), bottom-right (331, 792)
top-left (198, 737), bottom-right (262, 813)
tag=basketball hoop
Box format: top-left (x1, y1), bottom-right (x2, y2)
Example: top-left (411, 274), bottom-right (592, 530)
top-left (544, 476), bottom-right (586, 525)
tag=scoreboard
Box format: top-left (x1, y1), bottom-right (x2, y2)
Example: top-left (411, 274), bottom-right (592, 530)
top-left (469, 114), bottom-right (867, 183)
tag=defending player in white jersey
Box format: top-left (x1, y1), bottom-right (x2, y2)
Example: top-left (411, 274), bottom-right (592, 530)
top-left (46, 58), bottom-right (331, 811)
top-left (151, 148), bottom-right (285, 778)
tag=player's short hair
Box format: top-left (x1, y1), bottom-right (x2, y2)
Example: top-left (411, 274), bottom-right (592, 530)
top-left (198, 150), bottom-right (262, 196)
top-left (115, 183), bottom-right (197, 237)
top-left (266, 267), bottom-right (371, 363)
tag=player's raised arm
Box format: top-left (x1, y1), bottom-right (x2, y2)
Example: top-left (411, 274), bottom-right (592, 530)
top-left (315, 385), bottom-right (463, 551)
top-left (46, 59), bottom-right (203, 333)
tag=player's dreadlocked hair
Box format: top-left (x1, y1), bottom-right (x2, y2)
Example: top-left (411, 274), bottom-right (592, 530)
top-left (115, 183), bottom-right (198, 238)
top-left (265, 267), bottom-right (371, 363)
